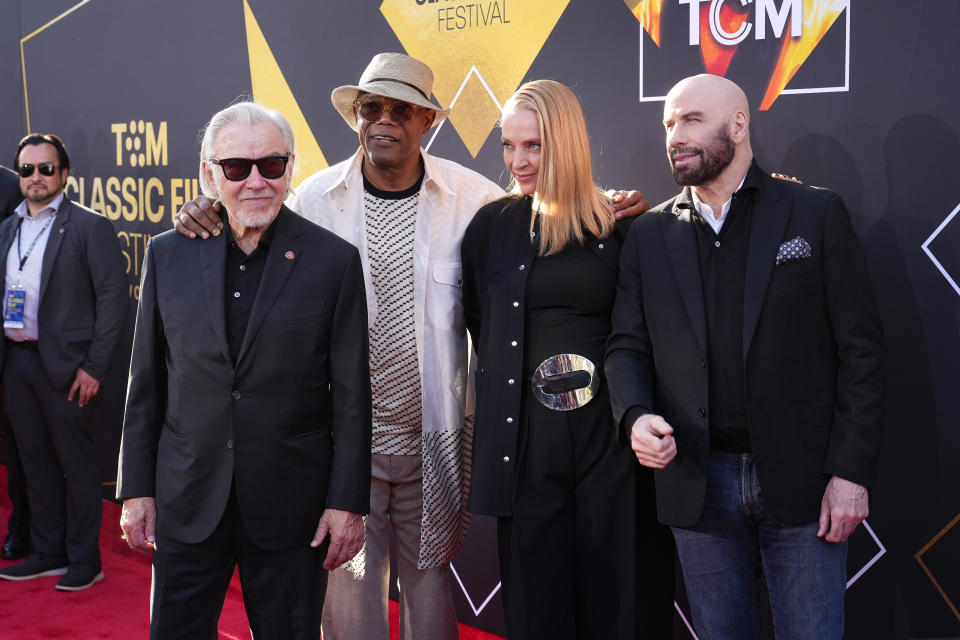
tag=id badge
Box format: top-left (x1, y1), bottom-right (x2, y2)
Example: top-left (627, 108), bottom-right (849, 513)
top-left (3, 286), bottom-right (26, 329)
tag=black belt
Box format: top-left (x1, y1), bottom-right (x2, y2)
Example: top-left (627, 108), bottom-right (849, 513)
top-left (6, 339), bottom-right (39, 352)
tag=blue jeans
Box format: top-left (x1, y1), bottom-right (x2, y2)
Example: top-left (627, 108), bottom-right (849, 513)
top-left (671, 452), bottom-right (847, 640)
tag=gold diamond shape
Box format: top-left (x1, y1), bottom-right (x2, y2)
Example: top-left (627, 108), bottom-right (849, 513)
top-left (448, 72), bottom-right (504, 157)
top-left (381, 0), bottom-right (570, 157)
top-left (916, 512), bottom-right (960, 622)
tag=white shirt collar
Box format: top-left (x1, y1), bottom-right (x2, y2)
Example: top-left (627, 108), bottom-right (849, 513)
top-left (15, 191), bottom-right (65, 220)
top-left (323, 147), bottom-right (452, 198)
top-left (691, 174), bottom-right (747, 235)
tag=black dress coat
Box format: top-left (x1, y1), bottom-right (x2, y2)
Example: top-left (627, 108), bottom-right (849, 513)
top-left (605, 168), bottom-right (886, 527)
top-left (461, 195), bottom-right (629, 516)
top-left (117, 206), bottom-right (372, 550)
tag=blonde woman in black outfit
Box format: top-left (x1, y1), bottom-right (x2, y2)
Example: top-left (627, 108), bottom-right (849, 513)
top-left (461, 80), bottom-right (673, 639)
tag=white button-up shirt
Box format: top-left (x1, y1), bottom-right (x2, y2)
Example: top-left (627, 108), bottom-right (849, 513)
top-left (4, 192), bottom-right (64, 341)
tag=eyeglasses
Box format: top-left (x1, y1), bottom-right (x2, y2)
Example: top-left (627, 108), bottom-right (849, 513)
top-left (19, 162), bottom-right (58, 178)
top-left (354, 98), bottom-right (419, 125)
top-left (210, 154), bottom-right (290, 181)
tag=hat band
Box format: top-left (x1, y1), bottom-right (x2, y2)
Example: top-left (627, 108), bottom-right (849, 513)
top-left (367, 77), bottom-right (430, 102)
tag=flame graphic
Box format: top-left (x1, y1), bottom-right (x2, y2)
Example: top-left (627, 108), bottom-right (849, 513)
top-left (625, 0), bottom-right (664, 47)
top-left (699, 2), bottom-right (749, 77)
top-left (760, 0), bottom-right (848, 110)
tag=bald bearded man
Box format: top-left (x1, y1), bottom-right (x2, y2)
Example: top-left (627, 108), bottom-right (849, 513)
top-left (605, 75), bottom-right (885, 639)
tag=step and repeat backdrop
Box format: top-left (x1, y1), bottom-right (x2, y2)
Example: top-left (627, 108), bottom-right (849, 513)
top-left (2, 1), bottom-right (958, 637)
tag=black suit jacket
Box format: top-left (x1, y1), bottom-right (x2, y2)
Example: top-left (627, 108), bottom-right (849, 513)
top-left (0, 198), bottom-right (128, 389)
top-left (0, 166), bottom-right (21, 219)
top-left (117, 206), bottom-right (372, 550)
top-left (605, 168), bottom-right (886, 527)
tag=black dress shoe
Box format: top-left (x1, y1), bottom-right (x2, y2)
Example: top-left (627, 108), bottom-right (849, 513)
top-left (0, 554), bottom-right (68, 580)
top-left (55, 564), bottom-right (104, 591)
top-left (1, 536), bottom-right (29, 560)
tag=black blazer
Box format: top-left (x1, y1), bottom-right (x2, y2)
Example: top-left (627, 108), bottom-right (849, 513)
top-left (605, 169), bottom-right (886, 527)
top-left (462, 196), bottom-right (630, 516)
top-left (0, 166), bottom-right (21, 219)
top-left (117, 206), bottom-right (372, 550)
top-left (0, 198), bottom-right (128, 389)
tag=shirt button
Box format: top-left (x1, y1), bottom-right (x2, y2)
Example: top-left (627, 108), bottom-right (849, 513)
top-left (714, 240), bottom-right (721, 248)
top-left (700, 358), bottom-right (707, 368)
top-left (598, 243), bottom-right (604, 249)
top-left (227, 440), bottom-right (234, 449)
top-left (518, 265), bottom-right (525, 270)
top-left (233, 291), bottom-right (240, 298)
top-left (512, 301), bottom-right (519, 308)
top-left (232, 390), bottom-right (242, 400)
top-left (698, 407), bottom-right (707, 418)
top-left (239, 265), bottom-right (246, 271)
top-left (508, 378), bottom-right (515, 385)
top-left (511, 341), bottom-right (518, 347)
top-left (502, 456), bottom-right (510, 463)
top-left (506, 417), bottom-right (514, 424)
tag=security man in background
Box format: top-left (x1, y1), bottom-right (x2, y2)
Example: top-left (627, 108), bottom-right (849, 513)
top-left (0, 134), bottom-right (128, 591)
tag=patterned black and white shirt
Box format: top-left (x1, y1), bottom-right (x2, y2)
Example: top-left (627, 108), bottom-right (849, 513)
top-left (363, 174), bottom-right (423, 455)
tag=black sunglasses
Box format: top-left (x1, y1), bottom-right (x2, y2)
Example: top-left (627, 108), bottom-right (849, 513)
top-left (354, 98), bottom-right (419, 125)
top-left (19, 162), bottom-right (58, 178)
top-left (210, 154), bottom-right (290, 181)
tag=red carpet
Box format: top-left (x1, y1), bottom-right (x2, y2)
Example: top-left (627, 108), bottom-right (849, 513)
top-left (0, 467), bottom-right (503, 640)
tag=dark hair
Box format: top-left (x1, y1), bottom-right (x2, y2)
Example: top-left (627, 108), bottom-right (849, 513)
top-left (15, 133), bottom-right (70, 172)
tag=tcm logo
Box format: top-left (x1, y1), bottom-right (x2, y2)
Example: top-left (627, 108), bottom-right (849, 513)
top-left (680, 0), bottom-right (801, 46)
top-left (110, 120), bottom-right (168, 167)
top-left (626, 0), bottom-right (849, 110)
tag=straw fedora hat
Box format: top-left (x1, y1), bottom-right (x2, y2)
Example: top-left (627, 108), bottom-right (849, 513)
top-left (331, 53), bottom-right (450, 131)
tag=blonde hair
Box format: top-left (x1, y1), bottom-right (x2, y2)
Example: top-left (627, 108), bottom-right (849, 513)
top-left (501, 80), bottom-right (613, 255)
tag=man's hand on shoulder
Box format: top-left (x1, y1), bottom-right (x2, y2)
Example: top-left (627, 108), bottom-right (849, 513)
top-left (120, 497), bottom-right (157, 553)
top-left (817, 476), bottom-right (869, 543)
top-left (67, 367), bottom-right (100, 407)
top-left (771, 172), bottom-right (803, 184)
top-left (631, 413), bottom-right (677, 468)
top-left (312, 508), bottom-right (365, 570)
top-left (174, 196), bottom-right (223, 239)
top-left (608, 189), bottom-right (650, 220)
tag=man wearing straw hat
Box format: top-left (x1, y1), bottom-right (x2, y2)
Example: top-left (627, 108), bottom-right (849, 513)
top-left (176, 52), bottom-right (648, 639)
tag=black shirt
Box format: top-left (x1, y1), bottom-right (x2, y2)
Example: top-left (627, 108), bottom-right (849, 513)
top-left (224, 216), bottom-right (277, 363)
top-left (691, 162), bottom-right (761, 452)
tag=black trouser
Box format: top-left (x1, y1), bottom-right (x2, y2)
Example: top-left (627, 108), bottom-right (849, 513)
top-left (150, 487), bottom-right (329, 640)
top-left (2, 345), bottom-right (100, 566)
top-left (1, 401), bottom-right (31, 544)
top-left (497, 387), bottom-right (650, 639)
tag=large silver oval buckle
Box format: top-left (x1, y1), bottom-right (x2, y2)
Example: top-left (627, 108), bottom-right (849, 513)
top-left (531, 354), bottom-right (599, 411)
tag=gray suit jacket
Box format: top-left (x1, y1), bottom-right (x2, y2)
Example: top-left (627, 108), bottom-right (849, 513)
top-left (0, 197), bottom-right (128, 390)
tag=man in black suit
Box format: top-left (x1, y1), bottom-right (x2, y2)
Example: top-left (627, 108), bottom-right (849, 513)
top-left (0, 165), bottom-right (21, 218)
top-left (0, 134), bottom-right (128, 590)
top-left (117, 102), bottom-right (372, 640)
top-left (0, 163), bottom-right (29, 561)
top-left (606, 75), bottom-right (885, 639)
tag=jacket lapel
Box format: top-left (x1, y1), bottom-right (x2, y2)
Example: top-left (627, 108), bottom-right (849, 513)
top-left (198, 217), bottom-right (232, 367)
top-left (742, 174), bottom-right (789, 360)
top-left (236, 206), bottom-right (300, 364)
top-left (0, 216), bottom-right (18, 284)
top-left (663, 195), bottom-right (707, 353)
top-left (39, 199), bottom-right (71, 303)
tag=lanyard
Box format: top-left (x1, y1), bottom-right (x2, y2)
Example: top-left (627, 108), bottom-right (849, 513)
top-left (16, 213), bottom-right (56, 273)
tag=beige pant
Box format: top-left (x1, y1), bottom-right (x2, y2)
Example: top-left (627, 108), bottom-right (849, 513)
top-left (321, 453), bottom-right (459, 640)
